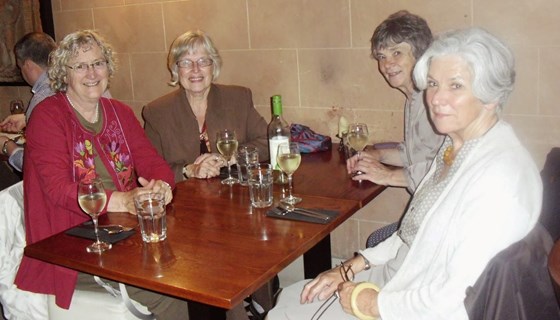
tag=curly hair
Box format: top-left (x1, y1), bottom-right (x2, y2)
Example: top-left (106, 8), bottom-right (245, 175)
top-left (371, 10), bottom-right (433, 60)
top-left (48, 30), bottom-right (117, 92)
top-left (167, 30), bottom-right (222, 86)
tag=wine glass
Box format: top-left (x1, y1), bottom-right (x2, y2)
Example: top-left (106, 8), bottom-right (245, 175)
top-left (277, 142), bottom-right (302, 204)
top-left (216, 129), bottom-right (239, 185)
top-left (347, 123), bottom-right (369, 176)
top-left (10, 100), bottom-right (25, 115)
top-left (78, 178), bottom-right (111, 253)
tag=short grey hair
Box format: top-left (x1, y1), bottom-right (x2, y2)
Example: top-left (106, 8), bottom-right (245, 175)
top-left (167, 30), bottom-right (222, 86)
top-left (413, 27), bottom-right (515, 113)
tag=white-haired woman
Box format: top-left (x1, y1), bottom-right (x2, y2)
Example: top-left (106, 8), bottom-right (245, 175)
top-left (268, 27), bottom-right (542, 320)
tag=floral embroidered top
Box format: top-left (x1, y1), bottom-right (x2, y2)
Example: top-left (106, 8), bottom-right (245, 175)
top-left (16, 92), bottom-right (174, 309)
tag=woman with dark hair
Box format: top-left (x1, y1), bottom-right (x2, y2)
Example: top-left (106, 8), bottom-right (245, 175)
top-left (348, 11), bottom-right (443, 192)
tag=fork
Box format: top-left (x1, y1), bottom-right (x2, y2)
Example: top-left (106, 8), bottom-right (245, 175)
top-left (99, 224), bottom-right (134, 234)
top-left (277, 203), bottom-right (331, 221)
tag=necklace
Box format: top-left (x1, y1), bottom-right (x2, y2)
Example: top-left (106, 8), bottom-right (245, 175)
top-left (66, 93), bottom-right (99, 123)
top-left (443, 145), bottom-right (455, 166)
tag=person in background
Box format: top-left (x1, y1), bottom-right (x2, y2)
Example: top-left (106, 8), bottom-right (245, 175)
top-left (268, 27), bottom-right (542, 319)
top-left (14, 30), bottom-right (189, 318)
top-left (143, 30), bottom-right (268, 182)
top-left (347, 11), bottom-right (443, 192)
top-left (0, 32), bottom-right (56, 172)
top-left (1, 32), bottom-right (111, 173)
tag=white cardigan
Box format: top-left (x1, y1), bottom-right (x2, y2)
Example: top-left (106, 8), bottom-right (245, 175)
top-left (363, 121), bottom-right (542, 320)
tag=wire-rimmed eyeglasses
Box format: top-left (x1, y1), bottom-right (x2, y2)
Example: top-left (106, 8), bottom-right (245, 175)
top-left (176, 57), bottom-right (213, 70)
top-left (310, 263), bottom-right (354, 320)
top-left (66, 60), bottom-right (108, 73)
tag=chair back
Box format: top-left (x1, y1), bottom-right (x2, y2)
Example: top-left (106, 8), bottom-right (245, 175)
top-left (540, 147), bottom-right (560, 241)
top-left (0, 182), bottom-right (49, 319)
top-left (464, 223), bottom-right (560, 319)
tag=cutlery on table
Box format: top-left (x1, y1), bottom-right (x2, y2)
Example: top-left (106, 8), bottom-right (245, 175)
top-left (98, 224), bottom-right (135, 234)
top-left (277, 203), bottom-right (331, 221)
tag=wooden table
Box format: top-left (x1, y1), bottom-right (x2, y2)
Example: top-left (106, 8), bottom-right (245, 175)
top-left (293, 144), bottom-right (385, 207)
top-left (24, 144), bottom-right (386, 316)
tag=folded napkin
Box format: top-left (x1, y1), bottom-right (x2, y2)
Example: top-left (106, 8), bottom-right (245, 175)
top-left (266, 207), bottom-right (339, 224)
top-left (65, 222), bottom-right (135, 244)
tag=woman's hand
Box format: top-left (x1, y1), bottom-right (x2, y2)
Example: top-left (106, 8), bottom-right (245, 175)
top-left (107, 177), bottom-right (173, 214)
top-left (138, 177), bottom-right (173, 204)
top-left (0, 114), bottom-right (26, 133)
top-left (186, 153), bottom-right (225, 179)
top-left (300, 266), bottom-right (347, 304)
top-left (338, 281), bottom-right (380, 318)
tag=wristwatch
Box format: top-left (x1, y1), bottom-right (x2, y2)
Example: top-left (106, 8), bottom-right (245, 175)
top-left (2, 139), bottom-right (12, 156)
top-left (354, 251), bottom-right (371, 270)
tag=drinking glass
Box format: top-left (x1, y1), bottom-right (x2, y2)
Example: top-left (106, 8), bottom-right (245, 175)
top-left (347, 123), bottom-right (369, 177)
top-left (10, 100), bottom-right (25, 115)
top-left (277, 142), bottom-right (302, 204)
top-left (78, 178), bottom-right (111, 253)
top-left (216, 129), bottom-right (239, 185)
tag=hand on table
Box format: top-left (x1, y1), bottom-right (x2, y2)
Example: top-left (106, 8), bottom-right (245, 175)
top-left (187, 153), bottom-right (226, 179)
top-left (108, 177), bottom-right (173, 214)
top-left (347, 152), bottom-right (400, 186)
top-left (1, 114), bottom-right (26, 133)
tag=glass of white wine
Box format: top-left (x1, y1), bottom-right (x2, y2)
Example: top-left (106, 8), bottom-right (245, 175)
top-left (347, 123), bottom-right (369, 177)
top-left (78, 178), bottom-right (111, 253)
top-left (10, 100), bottom-right (25, 115)
top-left (216, 129), bottom-right (239, 185)
top-left (277, 142), bottom-right (302, 204)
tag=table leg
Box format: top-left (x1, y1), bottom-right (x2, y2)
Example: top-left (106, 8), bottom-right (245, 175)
top-left (303, 235), bottom-right (332, 279)
top-left (188, 301), bottom-right (227, 320)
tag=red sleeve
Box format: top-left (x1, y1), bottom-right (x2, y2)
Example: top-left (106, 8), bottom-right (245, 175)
top-left (25, 95), bottom-right (86, 217)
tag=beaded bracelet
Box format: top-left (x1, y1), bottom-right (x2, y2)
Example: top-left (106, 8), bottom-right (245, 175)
top-left (350, 282), bottom-right (380, 320)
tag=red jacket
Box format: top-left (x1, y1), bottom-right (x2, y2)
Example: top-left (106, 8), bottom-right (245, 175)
top-left (15, 93), bottom-right (174, 309)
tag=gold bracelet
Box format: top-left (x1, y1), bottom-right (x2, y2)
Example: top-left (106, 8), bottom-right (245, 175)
top-left (350, 282), bottom-right (380, 320)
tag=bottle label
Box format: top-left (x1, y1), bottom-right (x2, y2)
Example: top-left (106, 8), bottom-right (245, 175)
top-left (269, 136), bottom-right (290, 170)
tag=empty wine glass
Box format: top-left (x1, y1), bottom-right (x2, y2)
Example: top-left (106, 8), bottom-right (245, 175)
top-left (10, 100), bottom-right (25, 115)
top-left (78, 178), bottom-right (111, 253)
top-left (216, 129), bottom-right (239, 185)
top-left (277, 142), bottom-right (302, 204)
top-left (347, 123), bottom-right (369, 177)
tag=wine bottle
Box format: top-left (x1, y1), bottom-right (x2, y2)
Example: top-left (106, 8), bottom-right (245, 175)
top-left (267, 95), bottom-right (290, 183)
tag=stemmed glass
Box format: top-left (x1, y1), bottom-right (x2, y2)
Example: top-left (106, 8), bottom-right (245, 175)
top-left (277, 142), bottom-right (302, 204)
top-left (216, 129), bottom-right (239, 185)
top-left (10, 100), bottom-right (25, 115)
top-left (78, 178), bottom-right (111, 253)
top-left (347, 123), bottom-right (369, 177)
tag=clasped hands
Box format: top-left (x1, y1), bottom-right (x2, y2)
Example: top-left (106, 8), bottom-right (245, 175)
top-left (108, 177), bottom-right (173, 214)
top-left (186, 153), bottom-right (228, 179)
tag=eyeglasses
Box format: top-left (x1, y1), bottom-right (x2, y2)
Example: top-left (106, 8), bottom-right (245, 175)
top-left (66, 60), bottom-right (108, 73)
top-left (176, 57), bottom-right (213, 70)
top-left (311, 263), bottom-right (354, 320)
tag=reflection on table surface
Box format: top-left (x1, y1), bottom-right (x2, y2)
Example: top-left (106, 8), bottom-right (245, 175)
top-left (23, 144), bottom-right (386, 311)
